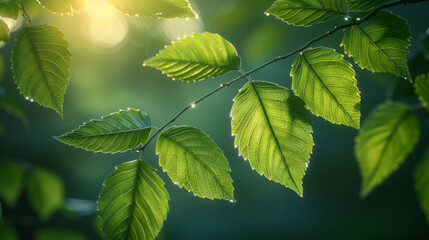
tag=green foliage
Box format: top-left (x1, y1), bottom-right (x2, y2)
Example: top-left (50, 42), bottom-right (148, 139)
top-left (37, 0), bottom-right (85, 14)
top-left (265, 0), bottom-right (346, 27)
top-left (0, 93), bottom-right (28, 126)
top-left (0, 19), bottom-right (8, 44)
top-left (291, 47), bottom-right (360, 128)
top-left (11, 24), bottom-right (71, 118)
top-left (0, 201), bottom-right (2, 224)
top-left (56, 109), bottom-right (151, 153)
top-left (231, 81), bottom-right (313, 196)
top-left (107, 0), bottom-right (197, 19)
top-left (27, 167), bottom-right (65, 221)
top-left (35, 228), bottom-right (86, 240)
top-left (0, 162), bottom-right (24, 207)
top-left (98, 160), bottom-right (169, 240)
top-left (415, 149), bottom-right (429, 225)
top-left (341, 11), bottom-right (411, 79)
top-left (144, 32), bottom-right (241, 82)
top-left (0, 225), bottom-right (18, 240)
top-left (156, 126), bottom-right (235, 201)
top-left (355, 103), bottom-right (420, 197)
top-left (0, 0), bottom-right (20, 19)
top-left (423, 35), bottom-right (429, 61)
top-left (414, 74), bottom-right (429, 110)
top-left (346, 0), bottom-right (388, 11)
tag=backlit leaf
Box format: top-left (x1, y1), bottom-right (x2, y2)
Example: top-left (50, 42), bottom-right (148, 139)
top-left (291, 47), bottom-right (360, 128)
top-left (37, 0), bottom-right (85, 14)
top-left (0, 162), bottom-right (24, 207)
top-left (414, 74), bottom-right (429, 111)
top-left (56, 109), bottom-right (151, 153)
top-left (12, 24), bottom-right (71, 118)
top-left (35, 228), bottom-right (86, 240)
top-left (27, 167), bottom-right (65, 220)
top-left (0, 0), bottom-right (20, 19)
top-left (98, 160), bottom-right (169, 240)
top-left (0, 93), bottom-right (28, 126)
top-left (415, 149), bottom-right (429, 225)
top-left (355, 102), bottom-right (420, 197)
top-left (107, 0), bottom-right (197, 19)
top-left (341, 11), bottom-right (411, 79)
top-left (0, 19), bottom-right (8, 44)
top-left (156, 126), bottom-right (235, 201)
top-left (144, 32), bottom-right (241, 82)
top-left (346, 0), bottom-right (388, 11)
top-left (231, 81), bottom-right (313, 196)
top-left (265, 0), bottom-right (346, 27)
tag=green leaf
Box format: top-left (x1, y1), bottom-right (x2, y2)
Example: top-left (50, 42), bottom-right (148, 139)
top-left (0, 202), bottom-right (2, 224)
top-left (231, 81), bottom-right (313, 196)
top-left (291, 47), bottom-right (360, 128)
top-left (423, 36), bottom-right (429, 61)
top-left (37, 0), bottom-right (85, 14)
top-left (0, 19), bottom-right (8, 44)
top-left (144, 32), bottom-right (241, 82)
top-left (98, 160), bottom-right (169, 240)
top-left (355, 102), bottom-right (420, 197)
top-left (414, 74), bottom-right (429, 111)
top-left (107, 0), bottom-right (197, 19)
top-left (11, 24), bottom-right (71, 118)
top-left (0, 0), bottom-right (20, 19)
top-left (0, 93), bottom-right (28, 126)
top-left (0, 162), bottom-right (24, 207)
top-left (0, 225), bottom-right (18, 240)
top-left (35, 228), bottom-right (86, 240)
top-left (56, 109), bottom-right (151, 153)
top-left (346, 0), bottom-right (388, 11)
top-left (265, 0), bottom-right (346, 27)
top-left (156, 126), bottom-right (235, 201)
top-left (341, 11), bottom-right (411, 79)
top-left (415, 149), bottom-right (429, 225)
top-left (27, 167), bottom-right (65, 221)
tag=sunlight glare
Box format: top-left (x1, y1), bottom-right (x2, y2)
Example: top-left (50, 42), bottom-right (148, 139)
top-left (163, 17), bottom-right (203, 41)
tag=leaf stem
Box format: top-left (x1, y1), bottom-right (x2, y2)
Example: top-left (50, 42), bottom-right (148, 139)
top-left (137, 0), bottom-right (429, 152)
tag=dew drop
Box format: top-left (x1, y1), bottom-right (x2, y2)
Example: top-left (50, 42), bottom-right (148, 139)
top-left (191, 103), bottom-right (196, 108)
top-left (185, 17), bottom-right (189, 20)
top-left (229, 199), bottom-right (234, 203)
top-left (356, 18), bottom-right (361, 21)
top-left (25, 97), bottom-right (29, 100)
top-left (404, 77), bottom-right (408, 80)
top-left (30, 99), bottom-right (34, 102)
top-left (265, 13), bottom-right (270, 16)
top-left (345, 17), bottom-right (349, 21)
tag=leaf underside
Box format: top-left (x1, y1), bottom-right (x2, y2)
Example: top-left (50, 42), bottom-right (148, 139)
top-left (12, 24), bottom-right (71, 118)
top-left (56, 109), bottom-right (151, 154)
top-left (107, 0), bottom-right (197, 18)
top-left (231, 81), bottom-right (313, 196)
top-left (355, 102), bottom-right (420, 197)
top-left (415, 149), bottom-right (429, 225)
top-left (265, 0), bottom-right (346, 26)
top-left (414, 74), bottom-right (429, 111)
top-left (98, 160), bottom-right (169, 240)
top-left (156, 126), bottom-right (235, 201)
top-left (0, 0), bottom-right (20, 19)
top-left (346, 0), bottom-right (389, 11)
top-left (144, 32), bottom-right (241, 82)
top-left (37, 0), bottom-right (86, 14)
top-left (291, 47), bottom-right (360, 128)
top-left (341, 11), bottom-right (411, 79)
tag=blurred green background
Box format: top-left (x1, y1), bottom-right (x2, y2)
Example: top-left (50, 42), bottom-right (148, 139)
top-left (1, 0), bottom-right (429, 239)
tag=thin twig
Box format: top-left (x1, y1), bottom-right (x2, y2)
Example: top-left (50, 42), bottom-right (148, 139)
top-left (137, 0), bottom-right (429, 152)
top-left (20, 0), bottom-right (31, 23)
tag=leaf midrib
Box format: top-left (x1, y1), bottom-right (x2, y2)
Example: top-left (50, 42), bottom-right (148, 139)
top-left (301, 53), bottom-right (358, 128)
top-left (149, 57), bottom-right (238, 71)
top-left (123, 160), bottom-right (141, 240)
top-left (249, 82), bottom-right (301, 193)
top-left (273, 6), bottom-right (345, 16)
top-left (61, 127), bottom-right (151, 139)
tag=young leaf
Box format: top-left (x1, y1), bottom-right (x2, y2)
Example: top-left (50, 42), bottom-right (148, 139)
top-left (415, 149), bottom-right (429, 225)
top-left (231, 81), bottom-right (313, 196)
top-left (355, 103), bottom-right (420, 197)
top-left (341, 11), bottom-right (411, 79)
top-left (156, 126), bottom-right (235, 201)
top-left (27, 167), bottom-right (65, 220)
top-left (144, 32), bottom-right (241, 82)
top-left (35, 228), bottom-right (86, 240)
top-left (291, 47), bottom-right (360, 128)
top-left (0, 94), bottom-right (28, 126)
top-left (98, 160), bottom-right (169, 240)
top-left (0, 19), bottom-right (8, 44)
top-left (346, 0), bottom-right (388, 11)
top-left (56, 109), bottom-right (151, 153)
top-left (0, 0), bottom-right (20, 19)
top-left (265, 0), bottom-right (346, 27)
top-left (11, 24), bottom-right (72, 118)
top-left (107, 0), bottom-right (197, 19)
top-left (0, 162), bottom-right (24, 207)
top-left (37, 0), bottom-right (85, 14)
top-left (414, 74), bottom-right (429, 111)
